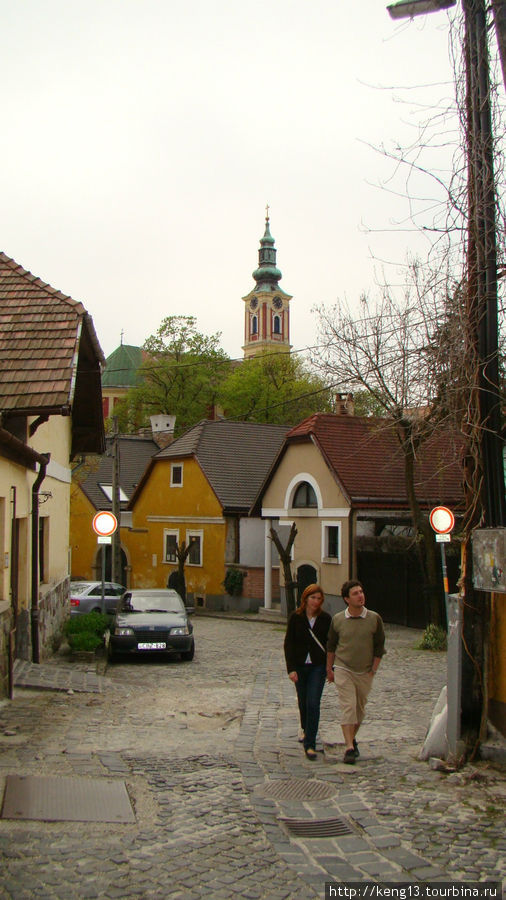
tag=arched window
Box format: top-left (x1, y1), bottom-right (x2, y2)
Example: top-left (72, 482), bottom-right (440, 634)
top-left (293, 481), bottom-right (318, 508)
top-left (251, 315), bottom-right (258, 335)
top-left (273, 314), bottom-right (281, 334)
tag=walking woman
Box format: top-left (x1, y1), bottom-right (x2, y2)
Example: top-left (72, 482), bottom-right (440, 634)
top-left (284, 584), bottom-right (332, 760)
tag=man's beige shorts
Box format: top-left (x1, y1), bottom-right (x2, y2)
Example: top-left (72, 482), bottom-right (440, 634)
top-left (333, 667), bottom-right (374, 725)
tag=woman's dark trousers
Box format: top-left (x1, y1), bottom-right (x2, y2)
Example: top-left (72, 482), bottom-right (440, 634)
top-left (294, 664), bottom-right (326, 751)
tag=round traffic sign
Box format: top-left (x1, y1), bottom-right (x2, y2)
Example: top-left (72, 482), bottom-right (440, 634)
top-left (429, 506), bottom-right (455, 534)
top-left (92, 511), bottom-right (118, 536)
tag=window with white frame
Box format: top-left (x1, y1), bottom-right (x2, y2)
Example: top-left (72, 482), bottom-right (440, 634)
top-left (171, 463), bottom-right (183, 487)
top-left (164, 529), bottom-right (179, 562)
top-left (322, 522), bottom-right (341, 563)
top-left (187, 530), bottom-right (203, 566)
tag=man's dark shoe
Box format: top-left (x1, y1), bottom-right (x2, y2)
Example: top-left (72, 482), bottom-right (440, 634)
top-left (305, 748), bottom-right (317, 760)
top-left (343, 748), bottom-right (356, 765)
top-left (353, 739), bottom-right (360, 758)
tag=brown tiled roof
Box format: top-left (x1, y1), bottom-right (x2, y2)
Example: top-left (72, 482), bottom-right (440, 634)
top-left (0, 252), bottom-right (105, 414)
top-left (131, 419), bottom-right (288, 513)
top-left (285, 413), bottom-right (464, 509)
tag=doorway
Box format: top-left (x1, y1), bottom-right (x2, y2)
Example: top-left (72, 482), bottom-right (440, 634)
top-left (297, 564), bottom-right (317, 600)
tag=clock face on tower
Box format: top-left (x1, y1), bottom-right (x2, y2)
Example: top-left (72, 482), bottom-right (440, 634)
top-left (273, 296), bottom-right (282, 310)
top-left (250, 297), bottom-right (258, 310)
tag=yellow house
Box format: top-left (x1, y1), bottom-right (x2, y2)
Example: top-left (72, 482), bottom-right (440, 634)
top-left (0, 252), bottom-right (104, 693)
top-left (70, 433), bottom-right (160, 586)
top-left (128, 420), bottom-right (287, 609)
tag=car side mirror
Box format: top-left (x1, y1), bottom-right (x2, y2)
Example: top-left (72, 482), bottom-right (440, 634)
top-left (185, 606), bottom-right (195, 616)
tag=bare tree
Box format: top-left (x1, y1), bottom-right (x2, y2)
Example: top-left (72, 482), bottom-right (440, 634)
top-left (315, 261), bottom-right (464, 625)
top-left (269, 523), bottom-right (298, 617)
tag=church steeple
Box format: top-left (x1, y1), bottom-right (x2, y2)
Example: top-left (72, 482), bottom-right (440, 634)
top-left (242, 210), bottom-right (293, 359)
top-left (252, 209), bottom-right (283, 292)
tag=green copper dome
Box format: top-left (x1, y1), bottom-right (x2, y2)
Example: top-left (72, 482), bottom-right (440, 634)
top-left (252, 215), bottom-right (282, 289)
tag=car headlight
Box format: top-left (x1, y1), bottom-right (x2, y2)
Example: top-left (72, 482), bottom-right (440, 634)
top-left (114, 627), bottom-right (134, 636)
top-left (170, 626), bottom-right (189, 635)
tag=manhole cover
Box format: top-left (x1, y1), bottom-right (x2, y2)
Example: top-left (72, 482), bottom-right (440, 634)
top-left (255, 778), bottom-right (336, 801)
top-left (279, 816), bottom-right (353, 837)
top-left (1, 775), bottom-right (135, 823)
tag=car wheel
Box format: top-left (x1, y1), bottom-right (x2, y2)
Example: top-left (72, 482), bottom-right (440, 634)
top-left (180, 641), bottom-right (195, 662)
top-left (92, 606), bottom-right (101, 614)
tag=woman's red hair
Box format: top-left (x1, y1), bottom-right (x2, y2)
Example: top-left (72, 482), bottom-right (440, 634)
top-left (296, 583), bottom-right (325, 616)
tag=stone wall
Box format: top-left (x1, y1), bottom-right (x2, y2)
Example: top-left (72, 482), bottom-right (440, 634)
top-left (0, 601), bottom-right (13, 699)
top-left (39, 577), bottom-right (70, 658)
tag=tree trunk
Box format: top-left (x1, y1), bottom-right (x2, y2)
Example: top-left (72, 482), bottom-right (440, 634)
top-left (269, 523), bottom-right (298, 616)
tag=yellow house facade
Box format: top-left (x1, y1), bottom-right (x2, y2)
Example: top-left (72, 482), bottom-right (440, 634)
top-left (129, 456), bottom-right (226, 598)
top-left (128, 419), bottom-right (288, 609)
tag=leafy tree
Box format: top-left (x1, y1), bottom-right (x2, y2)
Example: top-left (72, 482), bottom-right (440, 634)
top-left (114, 317), bottom-right (230, 436)
top-left (218, 351), bottom-right (332, 425)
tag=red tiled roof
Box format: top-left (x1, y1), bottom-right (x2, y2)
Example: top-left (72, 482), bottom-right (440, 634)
top-left (286, 413), bottom-right (464, 509)
top-left (0, 252), bottom-right (105, 414)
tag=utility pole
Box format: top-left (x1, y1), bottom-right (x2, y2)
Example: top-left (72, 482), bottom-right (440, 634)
top-left (492, 0), bottom-right (506, 90)
top-left (387, 0), bottom-right (505, 753)
top-left (111, 417), bottom-right (122, 585)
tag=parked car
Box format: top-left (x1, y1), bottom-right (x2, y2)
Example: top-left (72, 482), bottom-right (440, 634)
top-left (108, 589), bottom-right (195, 662)
top-left (70, 581), bottom-right (126, 616)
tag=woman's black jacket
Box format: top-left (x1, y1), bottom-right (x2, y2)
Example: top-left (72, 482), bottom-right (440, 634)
top-left (284, 610), bottom-right (332, 673)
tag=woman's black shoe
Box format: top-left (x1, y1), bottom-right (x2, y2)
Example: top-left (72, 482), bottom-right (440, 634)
top-left (343, 749), bottom-right (356, 764)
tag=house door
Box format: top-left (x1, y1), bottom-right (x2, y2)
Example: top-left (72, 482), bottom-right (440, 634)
top-left (297, 564), bottom-right (317, 599)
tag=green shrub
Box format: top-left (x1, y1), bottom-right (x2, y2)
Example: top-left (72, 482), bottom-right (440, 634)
top-left (67, 631), bottom-right (103, 652)
top-left (65, 612), bottom-right (110, 637)
top-left (415, 624), bottom-right (447, 651)
top-left (224, 568), bottom-right (245, 596)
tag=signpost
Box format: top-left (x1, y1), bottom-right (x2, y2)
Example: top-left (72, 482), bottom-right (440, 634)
top-left (92, 512), bottom-right (118, 613)
top-left (429, 506), bottom-right (461, 758)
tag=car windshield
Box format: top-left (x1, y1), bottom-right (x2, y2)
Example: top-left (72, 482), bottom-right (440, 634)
top-left (70, 583), bottom-right (92, 594)
top-left (120, 595), bottom-right (183, 614)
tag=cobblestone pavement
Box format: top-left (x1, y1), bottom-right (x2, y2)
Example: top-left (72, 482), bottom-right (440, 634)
top-left (0, 617), bottom-right (504, 899)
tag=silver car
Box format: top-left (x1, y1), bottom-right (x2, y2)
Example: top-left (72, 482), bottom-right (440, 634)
top-left (70, 581), bottom-right (126, 615)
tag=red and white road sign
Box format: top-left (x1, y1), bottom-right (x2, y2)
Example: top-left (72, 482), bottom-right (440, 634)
top-left (429, 506), bottom-right (455, 534)
top-left (92, 511), bottom-right (118, 536)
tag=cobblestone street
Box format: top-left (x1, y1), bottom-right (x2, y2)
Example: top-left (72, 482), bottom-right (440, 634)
top-left (0, 616), bottom-right (504, 899)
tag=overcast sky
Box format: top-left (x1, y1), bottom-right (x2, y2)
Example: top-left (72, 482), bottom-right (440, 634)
top-left (1, 0), bottom-right (461, 363)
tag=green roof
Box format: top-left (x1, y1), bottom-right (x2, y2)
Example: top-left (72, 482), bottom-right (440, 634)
top-left (102, 344), bottom-right (143, 388)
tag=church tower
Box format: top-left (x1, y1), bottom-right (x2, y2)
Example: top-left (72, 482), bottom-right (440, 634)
top-left (242, 211), bottom-right (292, 359)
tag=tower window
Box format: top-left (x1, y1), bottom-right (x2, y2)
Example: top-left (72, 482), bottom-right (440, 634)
top-left (251, 315), bottom-right (258, 335)
top-left (273, 314), bottom-right (281, 335)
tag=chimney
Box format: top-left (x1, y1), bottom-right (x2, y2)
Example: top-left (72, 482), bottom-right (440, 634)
top-left (335, 393), bottom-right (354, 416)
top-left (150, 414), bottom-right (176, 449)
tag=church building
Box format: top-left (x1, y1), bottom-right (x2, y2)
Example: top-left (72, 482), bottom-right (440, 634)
top-left (242, 211), bottom-right (292, 359)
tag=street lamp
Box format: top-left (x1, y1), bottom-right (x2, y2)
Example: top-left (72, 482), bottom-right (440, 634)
top-left (387, 0), bottom-right (456, 19)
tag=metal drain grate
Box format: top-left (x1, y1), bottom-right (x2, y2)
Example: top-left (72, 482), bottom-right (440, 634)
top-left (255, 778), bottom-right (337, 801)
top-left (279, 816), bottom-right (352, 837)
top-left (1, 775), bottom-right (135, 824)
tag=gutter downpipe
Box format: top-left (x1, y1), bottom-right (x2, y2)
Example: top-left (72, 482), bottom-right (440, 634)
top-left (31, 454), bottom-right (50, 664)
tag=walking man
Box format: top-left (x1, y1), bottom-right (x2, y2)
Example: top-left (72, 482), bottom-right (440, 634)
top-left (326, 580), bottom-right (385, 764)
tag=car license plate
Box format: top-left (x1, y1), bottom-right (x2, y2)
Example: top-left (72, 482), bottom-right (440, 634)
top-left (137, 642), bottom-right (166, 650)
